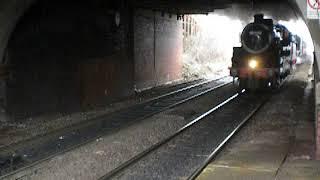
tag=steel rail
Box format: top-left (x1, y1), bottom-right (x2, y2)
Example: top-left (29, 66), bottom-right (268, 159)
top-left (187, 95), bottom-right (269, 180)
top-left (0, 77), bottom-right (232, 179)
top-left (143, 76), bottom-right (230, 103)
top-left (99, 91), bottom-right (243, 180)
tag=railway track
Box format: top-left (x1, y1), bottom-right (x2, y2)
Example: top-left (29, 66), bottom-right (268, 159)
top-left (99, 90), bottom-right (270, 180)
top-left (0, 76), bottom-right (232, 178)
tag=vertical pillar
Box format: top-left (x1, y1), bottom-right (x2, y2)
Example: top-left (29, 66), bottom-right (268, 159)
top-left (315, 53), bottom-right (320, 160)
top-left (189, 16), bottom-right (191, 36)
top-left (186, 15), bottom-right (189, 37)
top-left (316, 87), bottom-right (320, 159)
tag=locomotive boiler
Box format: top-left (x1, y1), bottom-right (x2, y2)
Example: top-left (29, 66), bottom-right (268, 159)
top-left (230, 14), bottom-right (295, 90)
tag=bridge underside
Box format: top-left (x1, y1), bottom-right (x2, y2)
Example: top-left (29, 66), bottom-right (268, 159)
top-left (0, 0), bottom-right (320, 158)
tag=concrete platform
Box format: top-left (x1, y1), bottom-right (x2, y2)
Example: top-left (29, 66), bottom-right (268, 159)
top-left (197, 130), bottom-right (290, 180)
top-left (197, 64), bottom-right (320, 180)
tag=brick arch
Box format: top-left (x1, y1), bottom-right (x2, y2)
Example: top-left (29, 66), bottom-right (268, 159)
top-left (0, 0), bottom-right (38, 63)
top-left (2, 0), bottom-right (135, 116)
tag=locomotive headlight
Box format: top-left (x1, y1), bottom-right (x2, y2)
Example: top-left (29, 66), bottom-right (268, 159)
top-left (248, 59), bottom-right (258, 69)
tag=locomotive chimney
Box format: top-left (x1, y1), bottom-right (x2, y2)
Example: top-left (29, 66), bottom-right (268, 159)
top-left (254, 14), bottom-right (264, 23)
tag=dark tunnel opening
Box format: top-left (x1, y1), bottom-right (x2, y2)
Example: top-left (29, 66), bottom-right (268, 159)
top-left (0, 0), bottom-right (320, 178)
top-left (4, 0), bottom-right (134, 117)
top-left (2, 0), bottom-right (187, 119)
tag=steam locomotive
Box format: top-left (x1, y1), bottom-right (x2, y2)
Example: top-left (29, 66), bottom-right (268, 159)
top-left (230, 14), bottom-right (297, 90)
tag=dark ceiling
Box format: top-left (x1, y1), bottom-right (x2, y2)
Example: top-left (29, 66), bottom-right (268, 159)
top-left (131, 0), bottom-right (292, 14)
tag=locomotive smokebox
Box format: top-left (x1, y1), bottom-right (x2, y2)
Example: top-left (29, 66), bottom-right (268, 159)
top-left (241, 14), bottom-right (273, 54)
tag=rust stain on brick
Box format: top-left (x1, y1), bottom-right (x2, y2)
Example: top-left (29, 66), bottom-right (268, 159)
top-left (78, 54), bottom-right (131, 107)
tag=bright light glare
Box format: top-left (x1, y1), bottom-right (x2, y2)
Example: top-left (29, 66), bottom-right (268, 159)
top-left (248, 60), bottom-right (258, 69)
top-left (196, 14), bottom-right (244, 51)
top-left (187, 14), bottom-right (244, 79)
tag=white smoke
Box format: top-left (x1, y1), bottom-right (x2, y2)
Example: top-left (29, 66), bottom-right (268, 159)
top-left (183, 14), bottom-right (244, 80)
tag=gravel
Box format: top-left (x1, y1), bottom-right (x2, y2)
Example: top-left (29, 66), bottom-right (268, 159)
top-left (0, 78), bottom-right (213, 148)
top-left (3, 80), bottom-right (237, 180)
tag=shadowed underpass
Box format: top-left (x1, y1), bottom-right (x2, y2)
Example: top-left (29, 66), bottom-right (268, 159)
top-left (0, 0), bottom-right (319, 179)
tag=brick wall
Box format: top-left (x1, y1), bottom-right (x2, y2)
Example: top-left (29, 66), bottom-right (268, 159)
top-left (134, 9), bottom-right (183, 91)
top-left (155, 12), bottom-right (183, 86)
top-left (5, 0), bottom-right (133, 116)
top-left (2, 1), bottom-right (183, 116)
